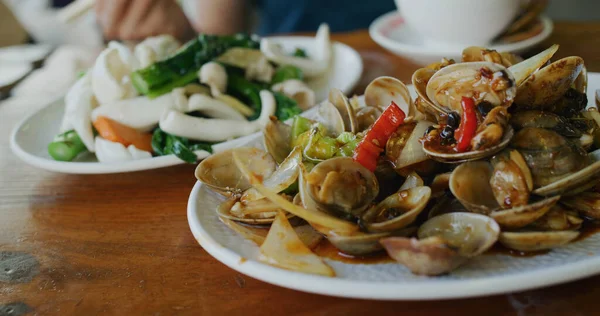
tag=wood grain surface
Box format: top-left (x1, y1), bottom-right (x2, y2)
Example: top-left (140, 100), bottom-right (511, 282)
top-left (3, 22), bottom-right (600, 315)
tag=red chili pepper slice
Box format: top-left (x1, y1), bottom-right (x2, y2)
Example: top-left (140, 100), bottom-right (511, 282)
top-left (353, 101), bottom-right (406, 171)
top-left (455, 96), bottom-right (477, 152)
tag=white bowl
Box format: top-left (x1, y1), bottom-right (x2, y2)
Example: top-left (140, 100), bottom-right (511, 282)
top-left (395, 0), bottom-right (521, 48)
top-left (370, 11), bottom-right (553, 66)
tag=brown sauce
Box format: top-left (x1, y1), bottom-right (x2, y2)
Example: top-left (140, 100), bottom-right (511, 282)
top-left (312, 239), bottom-right (394, 264)
top-left (575, 220), bottom-right (600, 241)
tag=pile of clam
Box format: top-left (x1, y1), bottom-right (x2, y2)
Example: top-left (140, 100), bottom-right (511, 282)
top-left (196, 44), bottom-right (600, 277)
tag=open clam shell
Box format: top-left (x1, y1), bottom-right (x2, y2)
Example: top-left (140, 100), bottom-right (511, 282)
top-left (364, 76), bottom-right (414, 117)
top-left (423, 126), bottom-right (514, 164)
top-left (530, 204), bottom-right (584, 231)
top-left (263, 116), bottom-right (292, 164)
top-left (490, 196), bottom-right (560, 230)
top-left (411, 68), bottom-right (442, 113)
top-left (217, 195), bottom-right (294, 225)
top-left (533, 150), bottom-right (600, 197)
top-left (303, 157), bottom-right (379, 218)
top-left (195, 147), bottom-right (276, 196)
top-left (498, 231), bottom-right (580, 252)
top-left (515, 56), bottom-right (585, 108)
top-left (329, 227), bottom-right (417, 256)
top-left (507, 44), bottom-right (559, 87)
top-left (450, 159), bottom-right (559, 226)
top-left (562, 192), bottom-right (600, 219)
top-left (419, 212), bottom-right (500, 257)
top-left (381, 213), bottom-right (499, 275)
top-left (329, 88), bottom-right (357, 133)
top-left (361, 186), bottom-right (432, 233)
top-left (314, 101), bottom-right (345, 136)
top-left (426, 61), bottom-right (517, 114)
top-left (449, 161), bottom-right (499, 214)
top-left (380, 236), bottom-right (468, 276)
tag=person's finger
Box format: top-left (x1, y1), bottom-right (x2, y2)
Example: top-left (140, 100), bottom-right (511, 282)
top-left (99, 0), bottom-right (131, 40)
top-left (118, 0), bottom-right (155, 40)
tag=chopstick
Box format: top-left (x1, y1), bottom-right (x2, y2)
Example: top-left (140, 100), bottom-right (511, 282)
top-left (57, 0), bottom-right (96, 23)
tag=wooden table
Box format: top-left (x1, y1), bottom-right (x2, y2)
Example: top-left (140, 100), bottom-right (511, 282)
top-left (3, 22), bottom-right (600, 315)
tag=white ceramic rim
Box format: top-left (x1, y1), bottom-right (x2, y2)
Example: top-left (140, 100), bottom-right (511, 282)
top-left (187, 180), bottom-right (600, 300)
top-left (8, 39), bottom-right (362, 174)
top-left (369, 11), bottom-right (554, 56)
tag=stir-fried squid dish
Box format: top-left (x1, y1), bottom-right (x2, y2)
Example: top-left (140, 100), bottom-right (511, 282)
top-left (196, 44), bottom-right (600, 277)
top-left (49, 25), bottom-right (333, 163)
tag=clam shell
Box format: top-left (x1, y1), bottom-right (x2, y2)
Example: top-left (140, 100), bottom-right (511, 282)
top-left (423, 126), bottom-right (514, 164)
top-left (418, 212), bottom-right (500, 257)
top-left (329, 227), bottom-right (416, 256)
top-left (498, 231), bottom-right (580, 252)
top-left (263, 116), bottom-right (292, 164)
top-left (411, 68), bottom-right (442, 113)
top-left (562, 192), bottom-right (600, 219)
top-left (449, 161), bottom-right (500, 214)
top-left (217, 196), bottom-right (293, 225)
top-left (507, 44), bottom-right (559, 86)
top-left (362, 186), bottom-right (432, 233)
top-left (380, 236), bottom-right (468, 276)
top-left (303, 157), bottom-right (379, 218)
top-left (426, 62), bottom-right (516, 114)
top-left (533, 160), bottom-right (600, 196)
top-left (515, 56), bottom-right (585, 108)
top-left (314, 101), bottom-right (345, 136)
top-left (195, 147), bottom-right (276, 196)
top-left (364, 76), bottom-right (414, 117)
top-left (490, 196), bottom-right (560, 230)
top-left (329, 88), bottom-right (357, 133)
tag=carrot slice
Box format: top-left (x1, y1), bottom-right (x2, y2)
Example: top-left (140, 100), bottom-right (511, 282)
top-left (93, 116), bottom-right (153, 152)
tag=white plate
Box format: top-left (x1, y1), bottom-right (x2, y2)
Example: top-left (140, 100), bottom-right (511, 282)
top-left (370, 11), bottom-right (553, 66)
top-left (188, 74), bottom-right (600, 300)
top-left (9, 37), bottom-right (362, 174)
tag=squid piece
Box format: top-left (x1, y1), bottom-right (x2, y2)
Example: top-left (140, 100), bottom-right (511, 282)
top-left (271, 79), bottom-right (315, 110)
top-left (159, 90), bottom-right (277, 142)
top-left (60, 74), bottom-right (97, 152)
top-left (261, 23), bottom-right (331, 78)
top-left (91, 43), bottom-right (138, 105)
top-left (91, 92), bottom-right (177, 131)
top-left (94, 137), bottom-right (151, 163)
top-left (134, 35), bottom-right (180, 68)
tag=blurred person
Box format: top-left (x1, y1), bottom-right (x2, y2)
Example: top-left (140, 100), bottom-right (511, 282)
top-left (92, 0), bottom-right (395, 41)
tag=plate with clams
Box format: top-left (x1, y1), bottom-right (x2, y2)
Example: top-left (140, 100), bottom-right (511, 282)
top-left (189, 45), bottom-right (600, 300)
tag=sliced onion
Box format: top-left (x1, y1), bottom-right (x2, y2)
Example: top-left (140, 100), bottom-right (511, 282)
top-left (259, 212), bottom-right (335, 277)
top-left (394, 120), bottom-right (433, 169)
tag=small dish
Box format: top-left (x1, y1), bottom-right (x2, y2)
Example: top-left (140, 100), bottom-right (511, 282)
top-left (369, 11), bottom-right (553, 65)
top-left (9, 37), bottom-right (362, 174)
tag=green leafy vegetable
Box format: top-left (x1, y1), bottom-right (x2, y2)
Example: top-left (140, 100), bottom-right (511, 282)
top-left (293, 48), bottom-right (308, 58)
top-left (272, 65), bottom-right (304, 85)
top-left (151, 128), bottom-right (213, 163)
top-left (131, 33), bottom-right (260, 98)
top-left (48, 130), bottom-right (87, 161)
top-left (227, 72), bottom-right (263, 119)
top-left (273, 92), bottom-right (302, 121)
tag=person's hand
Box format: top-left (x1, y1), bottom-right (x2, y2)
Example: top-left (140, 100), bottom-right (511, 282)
top-left (95, 0), bottom-right (195, 41)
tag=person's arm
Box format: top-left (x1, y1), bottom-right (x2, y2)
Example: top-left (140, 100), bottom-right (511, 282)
top-left (96, 0), bottom-right (196, 41)
top-left (191, 0), bottom-right (248, 35)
